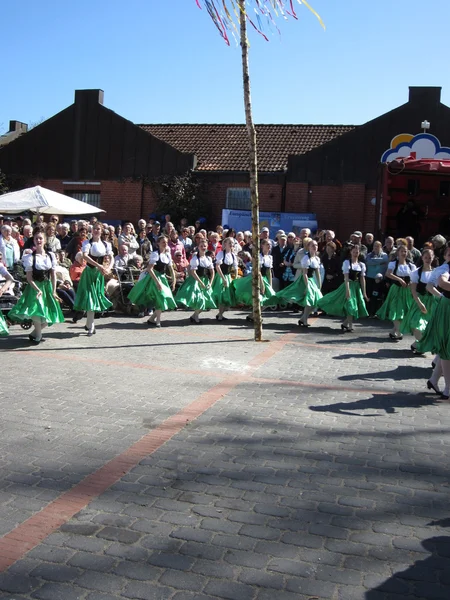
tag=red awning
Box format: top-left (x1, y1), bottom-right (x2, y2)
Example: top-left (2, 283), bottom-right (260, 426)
top-left (388, 156), bottom-right (450, 173)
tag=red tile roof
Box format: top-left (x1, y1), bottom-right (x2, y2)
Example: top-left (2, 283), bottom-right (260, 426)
top-left (139, 124), bottom-right (356, 172)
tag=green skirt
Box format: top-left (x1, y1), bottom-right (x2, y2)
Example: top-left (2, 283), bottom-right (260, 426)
top-left (212, 273), bottom-right (236, 307)
top-left (233, 274), bottom-right (276, 307)
top-left (318, 280), bottom-right (369, 319)
top-left (376, 284), bottom-right (412, 322)
top-left (0, 312), bottom-right (9, 336)
top-left (417, 296), bottom-right (450, 359)
top-left (175, 275), bottom-right (217, 311)
top-left (267, 275), bottom-right (322, 308)
top-left (74, 267), bottom-right (113, 313)
top-left (8, 280), bottom-right (65, 325)
top-left (400, 292), bottom-right (438, 335)
top-left (128, 272), bottom-right (177, 312)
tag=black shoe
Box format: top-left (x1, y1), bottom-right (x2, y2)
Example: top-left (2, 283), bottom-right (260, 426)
top-left (28, 334), bottom-right (41, 344)
top-left (298, 320), bottom-right (310, 328)
top-left (427, 380), bottom-right (441, 395)
top-left (411, 344), bottom-right (425, 355)
top-left (441, 393), bottom-right (449, 400)
top-left (389, 333), bottom-right (403, 341)
top-left (341, 324), bottom-right (349, 332)
top-left (189, 316), bottom-right (199, 324)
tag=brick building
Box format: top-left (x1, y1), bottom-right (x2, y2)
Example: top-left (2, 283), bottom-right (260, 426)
top-left (1, 86), bottom-right (449, 240)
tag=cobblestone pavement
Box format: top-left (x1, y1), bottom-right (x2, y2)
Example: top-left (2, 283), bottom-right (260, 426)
top-left (0, 309), bottom-right (449, 600)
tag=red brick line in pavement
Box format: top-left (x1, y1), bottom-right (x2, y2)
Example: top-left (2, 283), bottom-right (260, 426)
top-left (0, 331), bottom-right (297, 571)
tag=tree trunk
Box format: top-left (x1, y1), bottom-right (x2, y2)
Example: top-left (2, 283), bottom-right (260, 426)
top-left (239, 0), bottom-right (262, 342)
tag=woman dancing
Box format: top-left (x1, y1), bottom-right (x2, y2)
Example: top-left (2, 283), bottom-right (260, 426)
top-left (175, 238), bottom-right (216, 324)
top-left (417, 262), bottom-right (450, 399)
top-left (233, 239), bottom-right (276, 320)
top-left (212, 237), bottom-right (237, 321)
top-left (9, 229), bottom-right (64, 343)
top-left (318, 244), bottom-right (369, 331)
top-left (376, 246), bottom-right (416, 340)
top-left (73, 222), bottom-right (113, 336)
top-left (400, 249), bottom-right (440, 353)
top-left (128, 235), bottom-right (177, 327)
top-left (268, 239), bottom-right (322, 327)
top-left (0, 262), bottom-right (14, 336)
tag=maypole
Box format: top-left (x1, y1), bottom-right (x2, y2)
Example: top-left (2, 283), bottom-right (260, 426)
top-left (195, 0), bottom-right (324, 341)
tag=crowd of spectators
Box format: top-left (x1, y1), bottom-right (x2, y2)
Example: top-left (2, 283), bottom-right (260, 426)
top-left (1, 211), bottom-right (449, 320)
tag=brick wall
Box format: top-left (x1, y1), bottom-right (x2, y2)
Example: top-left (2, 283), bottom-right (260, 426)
top-left (34, 177), bottom-right (377, 237)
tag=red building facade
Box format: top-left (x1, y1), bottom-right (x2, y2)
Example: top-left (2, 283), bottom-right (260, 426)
top-left (1, 86), bottom-right (449, 240)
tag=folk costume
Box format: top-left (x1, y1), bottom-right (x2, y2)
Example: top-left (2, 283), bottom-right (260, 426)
top-left (376, 260), bottom-right (416, 323)
top-left (212, 250), bottom-right (237, 312)
top-left (318, 260), bottom-right (369, 322)
top-left (74, 239), bottom-right (113, 314)
top-left (268, 253), bottom-right (322, 308)
top-left (8, 251), bottom-right (64, 342)
top-left (233, 254), bottom-right (276, 307)
top-left (401, 266), bottom-right (438, 340)
top-left (175, 254), bottom-right (217, 314)
top-left (417, 264), bottom-right (450, 360)
top-left (128, 250), bottom-right (177, 312)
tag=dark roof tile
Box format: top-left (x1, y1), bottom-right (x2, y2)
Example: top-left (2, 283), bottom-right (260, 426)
top-left (139, 124), bottom-right (356, 172)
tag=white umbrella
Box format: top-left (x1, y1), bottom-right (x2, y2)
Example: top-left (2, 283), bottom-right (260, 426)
top-left (0, 186), bottom-right (105, 215)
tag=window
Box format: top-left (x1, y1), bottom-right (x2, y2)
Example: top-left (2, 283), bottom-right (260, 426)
top-left (226, 188), bottom-right (251, 210)
top-left (66, 191), bottom-right (101, 208)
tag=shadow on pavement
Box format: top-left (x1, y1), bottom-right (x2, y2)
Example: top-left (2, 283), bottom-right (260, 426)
top-left (333, 348), bottom-right (422, 360)
top-left (339, 365), bottom-right (431, 382)
top-left (310, 391), bottom-right (440, 415)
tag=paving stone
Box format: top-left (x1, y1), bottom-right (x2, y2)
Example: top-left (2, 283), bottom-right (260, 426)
top-left (121, 582), bottom-right (175, 599)
top-left (68, 552), bottom-right (118, 573)
top-left (96, 526), bottom-right (142, 544)
top-left (31, 582), bottom-right (87, 599)
top-left (203, 580), bottom-right (256, 600)
top-left (30, 564), bottom-right (81, 582)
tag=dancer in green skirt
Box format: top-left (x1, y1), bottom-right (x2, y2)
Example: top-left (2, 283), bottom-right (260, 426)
top-left (268, 239), bottom-right (322, 327)
top-left (128, 235), bottom-right (176, 327)
top-left (212, 237), bottom-right (237, 321)
top-left (8, 229), bottom-right (64, 343)
top-left (400, 249), bottom-right (440, 353)
top-left (376, 246), bottom-right (416, 340)
top-left (233, 239), bottom-right (276, 321)
top-left (417, 260), bottom-right (450, 399)
top-left (0, 263), bottom-right (15, 336)
top-left (175, 239), bottom-right (216, 323)
top-left (318, 244), bottom-right (369, 331)
top-left (73, 222), bottom-right (113, 336)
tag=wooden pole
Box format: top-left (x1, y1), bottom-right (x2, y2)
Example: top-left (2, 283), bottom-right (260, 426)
top-left (239, 0), bottom-right (262, 342)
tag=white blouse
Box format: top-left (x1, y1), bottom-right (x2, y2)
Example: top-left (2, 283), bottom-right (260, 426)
top-left (410, 269), bottom-right (433, 285)
top-left (429, 263), bottom-right (449, 286)
top-left (23, 252), bottom-right (57, 273)
top-left (260, 254), bottom-right (273, 269)
top-left (342, 260), bottom-right (366, 276)
top-left (82, 239), bottom-right (113, 257)
top-left (149, 250), bottom-right (172, 265)
top-left (387, 261), bottom-right (417, 277)
top-left (301, 255), bottom-right (321, 269)
top-left (190, 255), bottom-right (213, 270)
top-left (216, 251), bottom-right (238, 268)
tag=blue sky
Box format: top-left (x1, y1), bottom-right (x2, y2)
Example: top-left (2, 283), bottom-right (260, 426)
top-left (1, 0), bottom-right (449, 132)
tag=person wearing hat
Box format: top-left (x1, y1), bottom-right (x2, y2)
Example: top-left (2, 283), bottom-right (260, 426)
top-left (342, 231), bottom-right (368, 261)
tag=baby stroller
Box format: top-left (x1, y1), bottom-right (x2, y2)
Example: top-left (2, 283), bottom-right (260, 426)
top-left (0, 279), bottom-right (32, 330)
top-left (107, 266), bottom-right (142, 315)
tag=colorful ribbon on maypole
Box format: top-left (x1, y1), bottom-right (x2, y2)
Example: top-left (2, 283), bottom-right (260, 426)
top-left (195, 0), bottom-right (324, 45)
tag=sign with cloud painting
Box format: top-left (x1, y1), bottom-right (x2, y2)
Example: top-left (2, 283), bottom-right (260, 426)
top-left (381, 133), bottom-right (450, 163)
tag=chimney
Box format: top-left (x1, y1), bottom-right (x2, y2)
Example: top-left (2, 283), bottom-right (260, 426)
top-left (408, 86), bottom-right (441, 104)
top-left (74, 89), bottom-right (104, 106)
top-left (9, 120), bottom-right (28, 133)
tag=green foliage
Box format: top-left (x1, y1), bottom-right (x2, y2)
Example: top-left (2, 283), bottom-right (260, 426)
top-left (0, 169), bottom-right (8, 194)
top-left (151, 172), bottom-right (208, 226)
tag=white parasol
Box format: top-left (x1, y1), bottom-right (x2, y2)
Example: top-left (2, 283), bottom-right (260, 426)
top-left (0, 186), bottom-right (105, 215)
